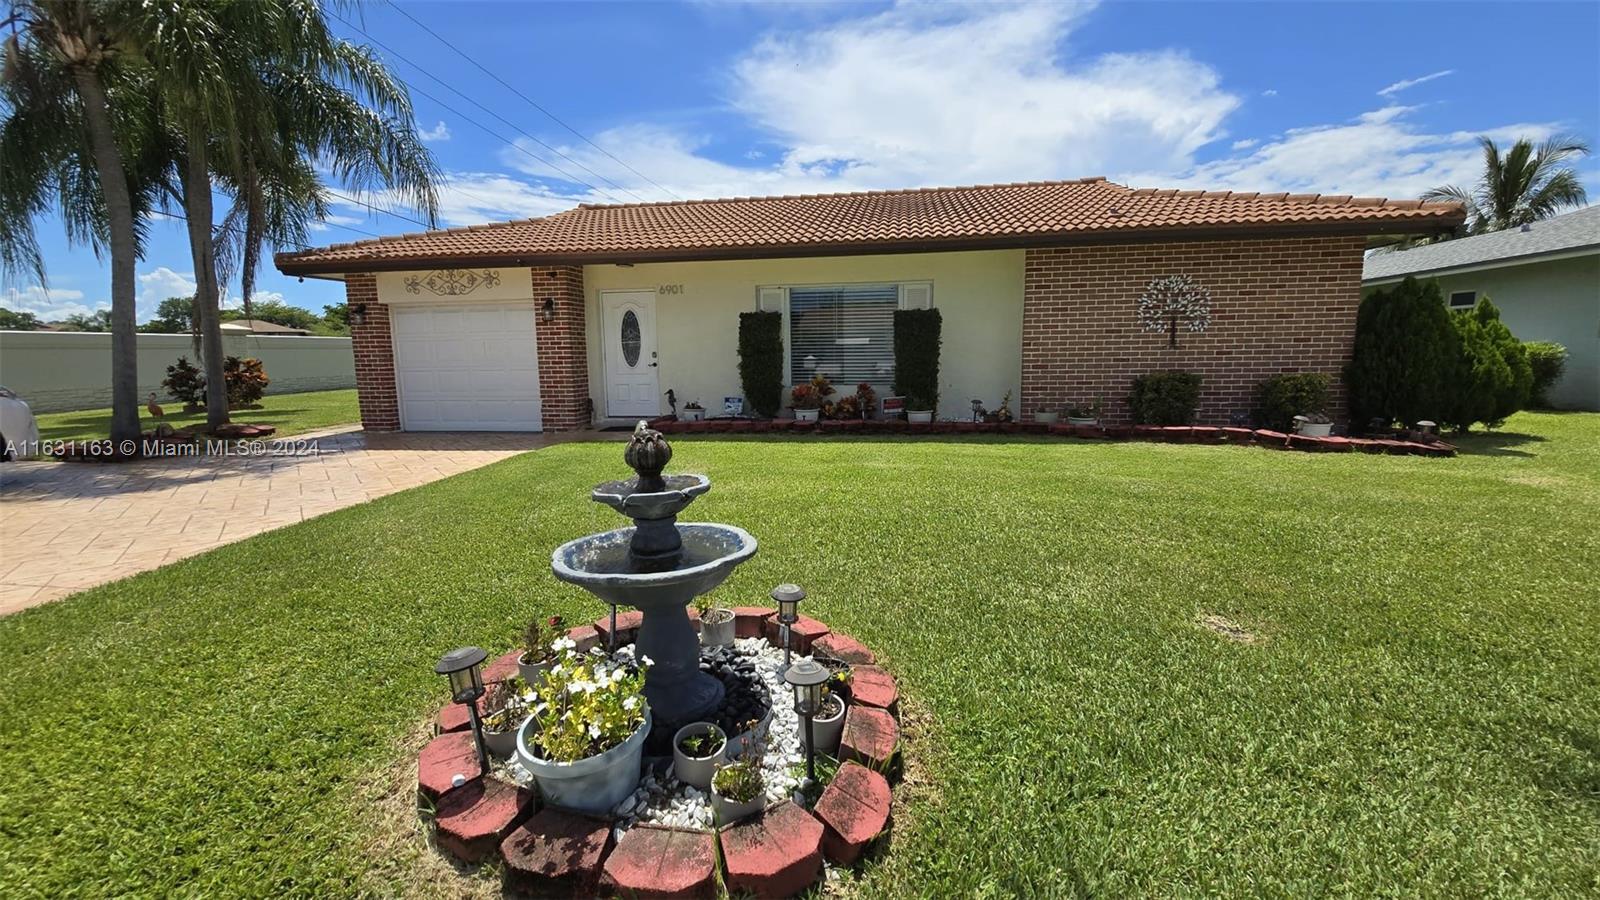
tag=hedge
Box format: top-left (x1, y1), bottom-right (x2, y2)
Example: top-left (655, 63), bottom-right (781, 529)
top-left (1524, 341), bottom-right (1568, 408)
top-left (1255, 373), bottom-right (1331, 431)
top-left (737, 311), bottom-right (784, 417)
top-left (893, 308), bottom-right (942, 411)
top-left (1129, 371), bottom-right (1202, 425)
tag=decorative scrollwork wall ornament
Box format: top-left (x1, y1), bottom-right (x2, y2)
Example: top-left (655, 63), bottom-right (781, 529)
top-left (1137, 274), bottom-right (1212, 348)
top-left (403, 269), bottom-right (503, 296)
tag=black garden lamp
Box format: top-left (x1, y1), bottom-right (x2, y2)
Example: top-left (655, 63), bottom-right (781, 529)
top-left (435, 646), bottom-right (490, 775)
top-left (784, 656), bottom-right (830, 784)
top-left (771, 583), bottom-right (805, 669)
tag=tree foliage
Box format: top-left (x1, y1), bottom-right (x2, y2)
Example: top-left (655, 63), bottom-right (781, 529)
top-left (0, 308), bottom-right (44, 330)
top-left (1345, 277), bottom-right (1460, 428)
top-left (1423, 135), bottom-right (1589, 237)
top-left (736, 311), bottom-right (783, 417)
top-left (1255, 372), bottom-right (1331, 431)
top-left (1444, 298), bottom-right (1531, 431)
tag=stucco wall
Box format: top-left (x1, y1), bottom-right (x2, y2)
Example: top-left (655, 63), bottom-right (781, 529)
top-left (582, 249), bottom-right (1025, 421)
top-left (0, 330), bottom-right (355, 413)
top-left (1389, 254), bottom-right (1599, 410)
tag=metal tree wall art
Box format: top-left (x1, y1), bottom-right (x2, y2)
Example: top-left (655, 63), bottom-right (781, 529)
top-left (1138, 274), bottom-right (1212, 348)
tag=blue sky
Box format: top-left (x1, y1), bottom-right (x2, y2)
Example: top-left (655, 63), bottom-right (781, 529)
top-left (7, 0), bottom-right (1597, 323)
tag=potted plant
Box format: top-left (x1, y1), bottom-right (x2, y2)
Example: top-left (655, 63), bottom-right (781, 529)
top-left (1034, 407), bottom-right (1059, 425)
top-left (672, 721), bottom-right (727, 789)
top-left (518, 615), bottom-right (565, 685)
top-left (791, 375), bottom-right (834, 422)
top-left (906, 393), bottom-right (934, 424)
top-left (711, 750), bottom-right (766, 824)
top-left (1066, 399), bottom-right (1100, 426)
top-left (812, 671), bottom-right (850, 754)
top-left (480, 675), bottom-right (530, 758)
top-left (854, 382), bottom-right (878, 419)
top-left (1293, 413), bottom-right (1333, 437)
top-left (682, 400), bottom-right (705, 422)
top-left (696, 595), bottom-right (735, 647)
top-left (515, 642), bottom-right (652, 815)
top-left (991, 390), bottom-right (1015, 424)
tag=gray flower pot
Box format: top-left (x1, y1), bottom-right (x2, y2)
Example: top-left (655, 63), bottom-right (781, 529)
top-left (711, 781), bottom-right (766, 825)
top-left (699, 608), bottom-right (735, 648)
top-left (482, 716), bottom-right (525, 758)
top-left (907, 410), bottom-right (933, 424)
top-left (1067, 416), bottom-right (1098, 426)
top-left (517, 706), bottom-right (651, 815)
top-left (516, 653), bottom-right (551, 688)
top-left (1034, 411), bottom-right (1059, 425)
top-left (672, 722), bottom-right (728, 789)
top-left (811, 694), bottom-right (846, 756)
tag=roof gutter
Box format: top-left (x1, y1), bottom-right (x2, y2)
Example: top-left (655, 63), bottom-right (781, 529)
top-left (275, 216), bottom-right (1464, 277)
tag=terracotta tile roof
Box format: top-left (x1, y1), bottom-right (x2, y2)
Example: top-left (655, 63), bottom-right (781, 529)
top-left (276, 177), bottom-right (1465, 274)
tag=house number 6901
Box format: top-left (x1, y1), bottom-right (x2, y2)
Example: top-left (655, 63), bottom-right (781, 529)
top-left (658, 284), bottom-right (684, 295)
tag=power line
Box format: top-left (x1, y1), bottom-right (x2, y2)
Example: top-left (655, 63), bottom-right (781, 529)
top-left (323, 188), bottom-right (432, 229)
top-left (150, 208), bottom-right (384, 247)
top-left (388, 3), bottom-right (681, 201)
top-left (329, 10), bottom-right (638, 204)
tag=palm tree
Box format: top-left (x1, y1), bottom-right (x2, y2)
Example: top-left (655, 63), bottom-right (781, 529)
top-left (0, 0), bottom-right (163, 445)
top-left (136, 2), bottom-right (439, 430)
top-left (1423, 135), bottom-right (1590, 236)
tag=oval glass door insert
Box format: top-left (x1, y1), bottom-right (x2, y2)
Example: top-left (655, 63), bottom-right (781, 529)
top-left (620, 310), bottom-right (642, 367)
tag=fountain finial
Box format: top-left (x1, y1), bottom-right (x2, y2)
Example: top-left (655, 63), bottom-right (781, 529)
top-left (623, 420), bottom-right (672, 493)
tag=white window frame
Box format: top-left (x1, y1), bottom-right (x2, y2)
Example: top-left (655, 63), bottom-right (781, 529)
top-left (755, 280), bottom-right (933, 389)
top-left (1448, 290), bottom-right (1477, 309)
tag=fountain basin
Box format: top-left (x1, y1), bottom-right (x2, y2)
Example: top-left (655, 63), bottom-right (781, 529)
top-left (551, 523), bottom-right (756, 609)
top-left (552, 523), bottom-right (757, 725)
top-left (590, 474), bottom-right (711, 521)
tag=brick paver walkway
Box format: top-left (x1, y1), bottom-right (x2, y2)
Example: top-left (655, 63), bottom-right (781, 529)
top-left (0, 427), bottom-right (617, 615)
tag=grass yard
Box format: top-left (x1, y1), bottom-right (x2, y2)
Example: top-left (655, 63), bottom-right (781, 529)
top-left (34, 387), bottom-right (360, 442)
top-left (1, 412), bottom-right (1596, 895)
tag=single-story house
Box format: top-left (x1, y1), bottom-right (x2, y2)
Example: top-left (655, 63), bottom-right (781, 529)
top-left (274, 178), bottom-right (1461, 432)
top-left (1363, 204), bottom-right (1599, 410)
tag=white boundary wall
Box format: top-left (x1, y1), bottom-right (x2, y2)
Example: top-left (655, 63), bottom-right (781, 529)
top-left (0, 331), bottom-right (355, 412)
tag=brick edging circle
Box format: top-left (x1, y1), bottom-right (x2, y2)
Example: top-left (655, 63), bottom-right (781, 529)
top-left (419, 614), bottom-right (900, 897)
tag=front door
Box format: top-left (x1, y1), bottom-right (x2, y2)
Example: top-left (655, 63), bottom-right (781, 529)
top-left (601, 291), bottom-right (659, 418)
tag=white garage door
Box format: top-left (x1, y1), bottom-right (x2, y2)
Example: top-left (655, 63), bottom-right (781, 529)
top-left (391, 303), bottom-right (542, 431)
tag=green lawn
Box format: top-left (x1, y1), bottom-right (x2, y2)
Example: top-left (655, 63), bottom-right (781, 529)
top-left (1, 412), bottom-right (1597, 896)
top-left (34, 387), bottom-right (360, 442)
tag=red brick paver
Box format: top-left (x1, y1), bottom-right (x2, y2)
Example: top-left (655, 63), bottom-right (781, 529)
top-left (813, 762), bottom-right (892, 865)
top-left (601, 824), bottom-right (717, 898)
top-left (434, 776), bottom-right (537, 863)
top-left (719, 801), bottom-right (824, 899)
top-left (500, 808), bottom-right (612, 896)
top-left (418, 730), bottom-right (483, 800)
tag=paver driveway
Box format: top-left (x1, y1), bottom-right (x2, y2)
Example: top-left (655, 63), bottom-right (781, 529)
top-left (0, 427), bottom-right (616, 615)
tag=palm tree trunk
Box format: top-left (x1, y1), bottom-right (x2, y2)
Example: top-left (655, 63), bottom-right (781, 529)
top-left (68, 67), bottom-right (141, 447)
top-left (181, 137), bottom-right (229, 430)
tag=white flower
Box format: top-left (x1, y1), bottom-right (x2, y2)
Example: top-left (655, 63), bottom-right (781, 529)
top-left (639, 655), bottom-right (654, 667)
top-left (588, 723), bottom-right (602, 739)
top-left (622, 696), bottom-right (639, 711)
top-left (551, 636), bottom-right (577, 653)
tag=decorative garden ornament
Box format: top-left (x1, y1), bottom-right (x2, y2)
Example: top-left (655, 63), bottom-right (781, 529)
top-left (1138, 274), bottom-right (1213, 348)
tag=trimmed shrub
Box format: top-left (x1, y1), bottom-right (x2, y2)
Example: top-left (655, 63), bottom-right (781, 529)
top-left (737, 311), bottom-right (784, 417)
top-left (163, 357), bottom-right (206, 407)
top-left (1129, 370), bottom-right (1202, 425)
top-left (1445, 298), bottom-right (1531, 431)
top-left (1524, 341), bottom-right (1568, 408)
top-left (893, 308), bottom-right (942, 411)
top-left (1345, 277), bottom-right (1459, 429)
top-left (224, 356), bottom-right (270, 408)
top-left (1255, 372), bottom-right (1331, 431)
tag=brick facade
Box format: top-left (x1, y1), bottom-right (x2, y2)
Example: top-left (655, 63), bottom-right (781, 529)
top-left (1021, 236), bottom-right (1366, 425)
top-left (345, 273), bottom-right (401, 431)
top-left (531, 266), bottom-right (591, 430)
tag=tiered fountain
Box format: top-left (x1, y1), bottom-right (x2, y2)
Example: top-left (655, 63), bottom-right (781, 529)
top-left (548, 422), bottom-right (757, 726)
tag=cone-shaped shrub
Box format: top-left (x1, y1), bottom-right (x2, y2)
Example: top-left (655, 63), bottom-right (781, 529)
top-left (737, 311), bottom-right (783, 416)
top-left (1445, 297), bottom-right (1532, 431)
top-left (1345, 277), bottom-right (1460, 429)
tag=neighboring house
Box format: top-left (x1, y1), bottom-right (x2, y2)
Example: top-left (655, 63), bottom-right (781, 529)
top-left (220, 320), bottom-right (313, 336)
top-left (275, 178), bottom-right (1460, 432)
top-left (1363, 205), bottom-right (1600, 411)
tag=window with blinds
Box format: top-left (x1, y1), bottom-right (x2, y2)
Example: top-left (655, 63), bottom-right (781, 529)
top-left (787, 284), bottom-right (899, 385)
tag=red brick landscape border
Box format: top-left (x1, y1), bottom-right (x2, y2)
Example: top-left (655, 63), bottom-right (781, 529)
top-left (417, 616), bottom-right (899, 897)
top-left (649, 417), bottom-right (1458, 457)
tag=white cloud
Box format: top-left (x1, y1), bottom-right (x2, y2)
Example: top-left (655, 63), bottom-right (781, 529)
top-left (1129, 105), bottom-right (1563, 199)
top-left (1230, 138), bottom-right (1258, 150)
top-left (1377, 69), bottom-right (1454, 98)
top-left (418, 120), bottom-right (452, 142)
top-left (2, 285), bottom-right (97, 321)
top-left (1261, 89), bottom-right (1278, 97)
top-left (137, 267), bottom-right (198, 319)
